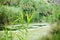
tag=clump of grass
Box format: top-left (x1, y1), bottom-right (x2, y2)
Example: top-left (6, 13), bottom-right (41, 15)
top-left (41, 23), bottom-right (60, 40)
top-left (0, 8), bottom-right (33, 40)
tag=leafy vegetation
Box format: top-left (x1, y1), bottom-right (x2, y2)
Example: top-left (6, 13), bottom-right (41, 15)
top-left (0, 0), bottom-right (60, 40)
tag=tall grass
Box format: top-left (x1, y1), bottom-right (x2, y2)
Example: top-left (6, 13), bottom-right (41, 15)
top-left (0, 6), bottom-right (33, 40)
top-left (0, 0), bottom-right (60, 40)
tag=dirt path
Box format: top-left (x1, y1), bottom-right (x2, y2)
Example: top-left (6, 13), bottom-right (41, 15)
top-left (0, 23), bottom-right (51, 40)
top-left (27, 23), bottom-right (51, 40)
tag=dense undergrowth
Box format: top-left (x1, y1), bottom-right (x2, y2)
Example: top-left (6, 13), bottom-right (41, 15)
top-left (0, 0), bottom-right (60, 40)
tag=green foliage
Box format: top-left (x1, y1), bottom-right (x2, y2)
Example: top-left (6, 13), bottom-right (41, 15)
top-left (0, 0), bottom-right (60, 40)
